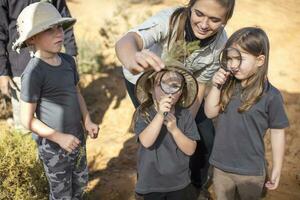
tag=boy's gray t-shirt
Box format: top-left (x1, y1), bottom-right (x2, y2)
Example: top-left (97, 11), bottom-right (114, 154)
top-left (21, 53), bottom-right (84, 148)
top-left (134, 106), bottom-right (200, 194)
top-left (210, 82), bottom-right (289, 176)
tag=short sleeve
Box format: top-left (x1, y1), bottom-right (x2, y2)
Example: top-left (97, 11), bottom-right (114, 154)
top-left (20, 68), bottom-right (43, 103)
top-left (268, 93), bottom-right (289, 129)
top-left (196, 61), bottom-right (220, 83)
top-left (182, 109), bottom-right (200, 141)
top-left (128, 8), bottom-right (175, 49)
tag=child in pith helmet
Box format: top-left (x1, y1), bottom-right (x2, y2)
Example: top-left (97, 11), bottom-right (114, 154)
top-left (15, 2), bottom-right (99, 199)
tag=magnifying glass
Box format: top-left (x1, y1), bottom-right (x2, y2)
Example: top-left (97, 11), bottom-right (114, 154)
top-left (159, 71), bottom-right (184, 116)
top-left (218, 47), bottom-right (242, 89)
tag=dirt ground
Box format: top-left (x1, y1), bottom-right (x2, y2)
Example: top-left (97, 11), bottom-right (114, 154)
top-left (1, 0), bottom-right (299, 199)
top-left (66, 0), bottom-right (300, 199)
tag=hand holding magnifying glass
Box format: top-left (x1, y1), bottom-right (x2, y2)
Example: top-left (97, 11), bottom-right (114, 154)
top-left (159, 71), bottom-right (184, 116)
top-left (216, 47), bottom-right (242, 89)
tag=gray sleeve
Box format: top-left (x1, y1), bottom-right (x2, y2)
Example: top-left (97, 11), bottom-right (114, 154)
top-left (128, 8), bottom-right (174, 49)
top-left (268, 93), bottom-right (289, 129)
top-left (134, 112), bottom-right (149, 136)
top-left (20, 68), bottom-right (43, 103)
top-left (196, 30), bottom-right (227, 83)
top-left (195, 61), bottom-right (220, 83)
top-left (183, 110), bottom-right (200, 141)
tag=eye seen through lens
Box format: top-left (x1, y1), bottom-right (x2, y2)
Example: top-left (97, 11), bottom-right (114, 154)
top-left (160, 71), bottom-right (184, 94)
top-left (220, 47), bottom-right (242, 73)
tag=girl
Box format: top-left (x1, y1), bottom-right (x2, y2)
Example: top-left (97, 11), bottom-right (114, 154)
top-left (132, 60), bottom-right (200, 200)
top-left (15, 2), bottom-right (98, 199)
top-left (205, 27), bottom-right (289, 200)
top-left (116, 0), bottom-right (236, 193)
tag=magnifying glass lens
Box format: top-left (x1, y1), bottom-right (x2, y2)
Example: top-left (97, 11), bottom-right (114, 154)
top-left (160, 71), bottom-right (183, 94)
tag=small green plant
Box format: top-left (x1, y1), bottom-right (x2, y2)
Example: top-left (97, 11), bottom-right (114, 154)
top-left (0, 131), bottom-right (48, 200)
top-left (77, 37), bottom-right (103, 74)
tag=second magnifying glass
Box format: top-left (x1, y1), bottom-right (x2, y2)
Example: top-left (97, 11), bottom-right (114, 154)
top-left (218, 47), bottom-right (242, 89)
top-left (159, 71), bottom-right (184, 116)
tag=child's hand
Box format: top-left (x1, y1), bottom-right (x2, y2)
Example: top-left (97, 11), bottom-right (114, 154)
top-left (212, 68), bottom-right (230, 88)
top-left (158, 95), bottom-right (172, 115)
top-left (164, 112), bottom-right (177, 132)
top-left (55, 133), bottom-right (81, 153)
top-left (265, 168), bottom-right (281, 190)
top-left (85, 119), bottom-right (99, 139)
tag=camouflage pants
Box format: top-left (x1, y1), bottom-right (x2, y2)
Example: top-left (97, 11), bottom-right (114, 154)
top-left (39, 138), bottom-right (88, 200)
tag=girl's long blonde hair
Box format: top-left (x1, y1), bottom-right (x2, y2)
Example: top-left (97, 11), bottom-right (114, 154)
top-left (220, 27), bottom-right (270, 113)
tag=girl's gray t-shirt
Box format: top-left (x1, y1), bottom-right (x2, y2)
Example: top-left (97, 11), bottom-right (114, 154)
top-left (134, 106), bottom-right (200, 194)
top-left (21, 53), bottom-right (84, 147)
top-left (210, 82), bottom-right (289, 176)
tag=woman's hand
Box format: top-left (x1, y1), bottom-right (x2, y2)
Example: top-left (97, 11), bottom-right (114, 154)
top-left (130, 49), bottom-right (165, 74)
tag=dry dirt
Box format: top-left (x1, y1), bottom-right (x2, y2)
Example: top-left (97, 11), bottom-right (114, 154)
top-left (1, 0), bottom-right (299, 199)
top-left (68, 1), bottom-right (300, 199)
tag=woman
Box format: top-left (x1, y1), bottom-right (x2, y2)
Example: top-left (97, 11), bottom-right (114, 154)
top-left (115, 0), bottom-right (235, 197)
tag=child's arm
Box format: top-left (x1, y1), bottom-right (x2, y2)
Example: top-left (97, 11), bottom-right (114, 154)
top-left (76, 86), bottom-right (99, 139)
top-left (164, 113), bottom-right (196, 156)
top-left (20, 100), bottom-right (80, 153)
top-left (204, 68), bottom-right (230, 118)
top-left (265, 128), bottom-right (285, 190)
top-left (138, 96), bottom-right (172, 148)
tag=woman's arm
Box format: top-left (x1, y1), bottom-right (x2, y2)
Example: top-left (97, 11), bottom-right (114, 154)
top-left (265, 129), bottom-right (285, 190)
top-left (115, 32), bottom-right (164, 74)
top-left (20, 100), bottom-right (80, 152)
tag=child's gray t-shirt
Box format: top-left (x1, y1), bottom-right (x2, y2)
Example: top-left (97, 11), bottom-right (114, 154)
top-left (21, 53), bottom-right (84, 148)
top-left (210, 82), bottom-right (289, 176)
top-left (134, 106), bottom-right (200, 194)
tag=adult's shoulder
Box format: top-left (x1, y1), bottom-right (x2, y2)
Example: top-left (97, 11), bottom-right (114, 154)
top-left (214, 28), bottom-right (228, 51)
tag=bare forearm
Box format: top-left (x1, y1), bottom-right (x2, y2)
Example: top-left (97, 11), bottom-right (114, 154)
top-left (271, 129), bottom-right (285, 171)
top-left (204, 85), bottom-right (221, 118)
top-left (115, 33), bottom-right (142, 71)
top-left (139, 113), bottom-right (164, 148)
top-left (23, 116), bottom-right (64, 142)
top-left (170, 127), bottom-right (196, 156)
top-left (77, 89), bottom-right (90, 123)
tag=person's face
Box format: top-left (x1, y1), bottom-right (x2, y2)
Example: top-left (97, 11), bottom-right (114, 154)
top-left (229, 44), bottom-right (265, 82)
top-left (30, 25), bottom-right (64, 54)
top-left (152, 72), bottom-right (183, 106)
top-left (190, 0), bottom-right (227, 39)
